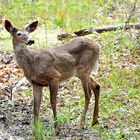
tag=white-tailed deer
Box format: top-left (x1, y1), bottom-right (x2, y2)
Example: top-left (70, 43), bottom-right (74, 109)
top-left (5, 20), bottom-right (100, 135)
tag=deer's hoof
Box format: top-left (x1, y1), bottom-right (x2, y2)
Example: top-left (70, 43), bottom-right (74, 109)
top-left (80, 122), bottom-right (85, 130)
top-left (92, 120), bottom-right (99, 126)
top-left (80, 126), bottom-right (84, 130)
top-left (55, 129), bottom-right (61, 136)
top-left (55, 126), bottom-right (61, 136)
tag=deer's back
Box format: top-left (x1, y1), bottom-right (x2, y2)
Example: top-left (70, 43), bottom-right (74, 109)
top-left (62, 37), bottom-right (100, 55)
top-left (22, 37), bottom-right (100, 84)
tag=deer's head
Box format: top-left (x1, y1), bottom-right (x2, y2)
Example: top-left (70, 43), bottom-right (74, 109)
top-left (5, 20), bottom-right (38, 46)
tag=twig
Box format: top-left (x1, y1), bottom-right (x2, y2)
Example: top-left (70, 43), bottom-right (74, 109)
top-left (125, 1), bottom-right (137, 25)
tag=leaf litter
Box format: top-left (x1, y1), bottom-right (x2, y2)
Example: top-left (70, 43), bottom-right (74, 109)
top-left (0, 52), bottom-right (100, 140)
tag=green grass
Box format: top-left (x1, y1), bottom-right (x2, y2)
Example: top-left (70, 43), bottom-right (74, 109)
top-left (32, 120), bottom-right (55, 140)
top-left (1, 0), bottom-right (140, 139)
top-left (30, 64), bottom-right (140, 139)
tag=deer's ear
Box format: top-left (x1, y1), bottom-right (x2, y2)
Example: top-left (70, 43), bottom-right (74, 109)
top-left (5, 20), bottom-right (15, 33)
top-left (26, 21), bottom-right (38, 33)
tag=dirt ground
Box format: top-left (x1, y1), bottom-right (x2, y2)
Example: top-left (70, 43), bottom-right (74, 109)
top-left (0, 52), bottom-right (99, 140)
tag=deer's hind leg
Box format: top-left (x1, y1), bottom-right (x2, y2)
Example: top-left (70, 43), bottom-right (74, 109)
top-left (77, 51), bottom-right (98, 128)
top-left (90, 77), bottom-right (100, 126)
top-left (77, 67), bottom-right (92, 129)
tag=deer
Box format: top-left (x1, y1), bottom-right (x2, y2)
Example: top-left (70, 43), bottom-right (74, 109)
top-left (5, 20), bottom-right (100, 135)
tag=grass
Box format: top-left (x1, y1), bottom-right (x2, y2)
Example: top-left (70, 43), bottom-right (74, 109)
top-left (97, 56), bottom-right (140, 139)
top-left (0, 0), bottom-right (140, 139)
top-left (32, 121), bottom-right (55, 140)
top-left (30, 64), bottom-right (140, 139)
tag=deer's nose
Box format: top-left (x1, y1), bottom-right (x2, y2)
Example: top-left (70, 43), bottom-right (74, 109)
top-left (27, 39), bottom-right (35, 45)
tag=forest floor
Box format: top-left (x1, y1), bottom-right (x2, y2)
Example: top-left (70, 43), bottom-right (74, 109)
top-left (0, 52), bottom-right (100, 140)
top-left (0, 26), bottom-right (140, 140)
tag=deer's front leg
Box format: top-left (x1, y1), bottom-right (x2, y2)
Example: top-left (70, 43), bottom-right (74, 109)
top-left (49, 78), bottom-right (60, 135)
top-left (33, 84), bottom-right (43, 123)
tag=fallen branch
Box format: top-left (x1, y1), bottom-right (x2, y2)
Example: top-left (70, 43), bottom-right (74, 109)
top-left (12, 77), bottom-right (27, 94)
top-left (0, 77), bottom-right (28, 100)
top-left (0, 84), bottom-right (12, 100)
top-left (57, 23), bottom-right (140, 41)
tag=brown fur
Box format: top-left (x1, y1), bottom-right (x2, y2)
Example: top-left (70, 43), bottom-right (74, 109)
top-left (5, 20), bottom-right (100, 135)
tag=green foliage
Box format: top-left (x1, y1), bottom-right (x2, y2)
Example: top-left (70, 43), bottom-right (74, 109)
top-left (57, 109), bottom-right (71, 124)
top-left (32, 120), bottom-right (55, 140)
top-left (0, 0), bottom-right (138, 28)
top-left (24, 89), bottom-right (32, 97)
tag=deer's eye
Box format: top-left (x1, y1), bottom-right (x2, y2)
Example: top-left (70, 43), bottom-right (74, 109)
top-left (17, 32), bottom-right (22, 36)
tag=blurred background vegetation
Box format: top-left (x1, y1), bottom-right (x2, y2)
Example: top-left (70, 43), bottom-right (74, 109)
top-left (0, 0), bottom-right (139, 30)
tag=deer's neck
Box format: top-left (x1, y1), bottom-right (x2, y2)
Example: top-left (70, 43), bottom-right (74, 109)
top-left (13, 38), bottom-right (28, 53)
top-left (13, 40), bottom-right (35, 74)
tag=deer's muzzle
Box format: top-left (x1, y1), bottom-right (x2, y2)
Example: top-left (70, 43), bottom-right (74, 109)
top-left (27, 39), bottom-right (35, 45)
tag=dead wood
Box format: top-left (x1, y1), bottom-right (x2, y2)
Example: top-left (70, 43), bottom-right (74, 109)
top-left (57, 23), bottom-right (140, 41)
